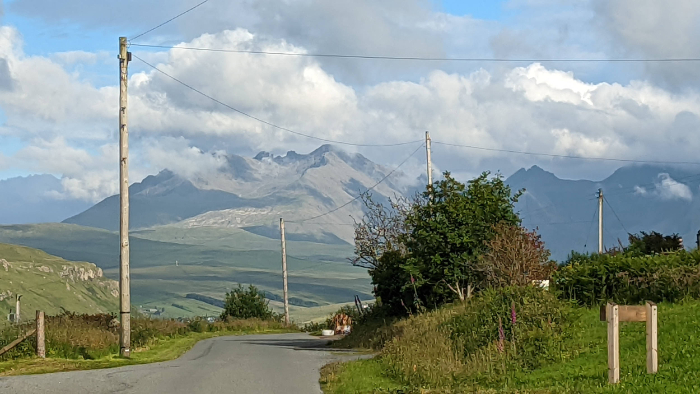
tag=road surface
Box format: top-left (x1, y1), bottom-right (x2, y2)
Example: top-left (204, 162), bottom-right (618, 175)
top-left (0, 333), bottom-right (358, 394)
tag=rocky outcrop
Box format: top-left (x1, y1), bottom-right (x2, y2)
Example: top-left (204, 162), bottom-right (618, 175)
top-left (60, 265), bottom-right (102, 282)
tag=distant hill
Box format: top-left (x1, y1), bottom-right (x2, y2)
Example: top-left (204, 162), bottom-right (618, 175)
top-left (0, 243), bottom-right (119, 317)
top-left (0, 175), bottom-right (92, 224)
top-left (508, 164), bottom-right (700, 261)
top-left (64, 145), bottom-right (421, 244)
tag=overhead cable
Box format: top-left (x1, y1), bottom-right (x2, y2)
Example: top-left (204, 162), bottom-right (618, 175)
top-left (132, 54), bottom-right (422, 147)
top-left (128, 44), bottom-right (700, 63)
top-left (130, 0), bottom-right (210, 41)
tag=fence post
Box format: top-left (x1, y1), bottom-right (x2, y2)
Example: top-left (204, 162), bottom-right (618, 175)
top-left (607, 303), bottom-right (620, 384)
top-left (646, 301), bottom-right (658, 374)
top-left (36, 310), bottom-right (45, 359)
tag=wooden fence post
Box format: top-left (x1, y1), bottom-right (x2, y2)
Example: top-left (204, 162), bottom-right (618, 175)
top-left (646, 302), bottom-right (658, 374)
top-left (36, 310), bottom-right (45, 359)
top-left (607, 303), bottom-right (620, 384)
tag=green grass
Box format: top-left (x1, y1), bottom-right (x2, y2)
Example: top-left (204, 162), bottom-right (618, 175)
top-left (321, 359), bottom-right (408, 394)
top-left (324, 300), bottom-right (700, 393)
top-left (0, 223), bottom-right (372, 321)
top-left (0, 243), bottom-right (118, 316)
top-left (0, 327), bottom-right (295, 377)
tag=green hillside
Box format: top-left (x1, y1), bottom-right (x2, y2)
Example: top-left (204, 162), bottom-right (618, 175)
top-left (0, 243), bottom-right (119, 320)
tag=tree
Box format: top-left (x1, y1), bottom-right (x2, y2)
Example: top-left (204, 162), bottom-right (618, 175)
top-left (402, 172), bottom-right (522, 308)
top-left (476, 223), bottom-right (557, 288)
top-left (220, 284), bottom-right (275, 320)
top-left (627, 231), bottom-right (683, 256)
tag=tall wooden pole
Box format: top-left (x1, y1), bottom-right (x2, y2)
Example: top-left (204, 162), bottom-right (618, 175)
top-left (598, 189), bottom-right (604, 254)
top-left (279, 218), bottom-right (290, 325)
top-left (119, 37), bottom-right (131, 358)
top-left (425, 131), bottom-right (432, 186)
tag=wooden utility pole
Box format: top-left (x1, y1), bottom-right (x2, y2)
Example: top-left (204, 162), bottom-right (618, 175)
top-left (118, 36), bottom-right (131, 358)
top-left (36, 310), bottom-right (45, 359)
top-left (279, 218), bottom-right (290, 325)
top-left (425, 131), bottom-right (432, 186)
top-left (598, 189), bottom-right (604, 254)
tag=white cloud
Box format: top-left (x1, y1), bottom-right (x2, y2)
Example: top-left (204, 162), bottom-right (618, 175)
top-left (635, 173), bottom-right (692, 201)
top-left (0, 10), bottom-right (700, 202)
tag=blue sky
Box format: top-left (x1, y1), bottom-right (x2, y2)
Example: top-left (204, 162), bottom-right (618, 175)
top-left (437, 0), bottom-right (507, 20)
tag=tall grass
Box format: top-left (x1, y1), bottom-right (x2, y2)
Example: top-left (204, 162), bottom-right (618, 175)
top-left (0, 311), bottom-right (288, 362)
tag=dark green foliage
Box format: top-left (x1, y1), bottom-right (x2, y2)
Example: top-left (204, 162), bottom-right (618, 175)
top-left (371, 250), bottom-right (415, 313)
top-left (402, 172), bottom-right (521, 308)
top-left (446, 286), bottom-right (575, 370)
top-left (220, 284), bottom-right (276, 321)
top-left (553, 249), bottom-right (700, 306)
top-left (627, 231), bottom-right (684, 256)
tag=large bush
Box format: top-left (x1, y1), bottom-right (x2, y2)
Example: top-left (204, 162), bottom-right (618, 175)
top-left (476, 223), bottom-right (557, 288)
top-left (553, 249), bottom-right (700, 306)
top-left (403, 172), bottom-right (521, 307)
top-left (221, 284), bottom-right (277, 321)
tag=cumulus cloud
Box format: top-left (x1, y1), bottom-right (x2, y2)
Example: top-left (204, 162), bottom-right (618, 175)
top-left (634, 173), bottom-right (693, 201)
top-left (1, 2), bottom-right (700, 202)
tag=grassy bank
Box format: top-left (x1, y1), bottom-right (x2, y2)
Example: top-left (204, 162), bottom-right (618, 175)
top-left (0, 313), bottom-right (296, 376)
top-left (323, 297), bottom-right (700, 393)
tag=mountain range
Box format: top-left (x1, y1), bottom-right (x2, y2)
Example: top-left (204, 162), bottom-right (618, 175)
top-left (64, 144), bottom-right (421, 244)
top-left (2, 145), bottom-right (700, 261)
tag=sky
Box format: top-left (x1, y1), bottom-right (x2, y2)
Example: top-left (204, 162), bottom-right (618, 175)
top-left (0, 0), bottom-right (700, 203)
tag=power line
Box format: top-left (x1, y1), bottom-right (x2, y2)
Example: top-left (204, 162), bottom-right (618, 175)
top-left (583, 204), bottom-right (599, 250)
top-left (132, 54), bottom-right (422, 147)
top-left (289, 143), bottom-right (425, 223)
top-left (128, 44), bottom-right (700, 63)
top-left (432, 141), bottom-right (700, 166)
top-left (604, 196), bottom-right (630, 235)
top-left (130, 0), bottom-right (210, 41)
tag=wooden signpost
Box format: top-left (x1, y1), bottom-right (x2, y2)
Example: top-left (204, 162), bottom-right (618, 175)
top-left (600, 301), bottom-right (658, 384)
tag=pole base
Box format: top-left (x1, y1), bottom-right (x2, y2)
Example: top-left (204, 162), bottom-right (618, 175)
top-left (120, 347), bottom-right (131, 358)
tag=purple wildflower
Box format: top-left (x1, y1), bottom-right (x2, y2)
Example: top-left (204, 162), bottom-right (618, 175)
top-left (511, 301), bottom-right (517, 326)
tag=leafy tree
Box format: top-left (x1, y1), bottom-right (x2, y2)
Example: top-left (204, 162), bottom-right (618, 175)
top-left (627, 231), bottom-right (684, 256)
top-left (402, 172), bottom-right (521, 308)
top-left (220, 284), bottom-right (275, 320)
top-left (476, 223), bottom-right (557, 288)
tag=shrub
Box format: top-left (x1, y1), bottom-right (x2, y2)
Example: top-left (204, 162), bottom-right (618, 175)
top-left (220, 284), bottom-right (277, 321)
top-left (553, 249), bottom-right (700, 306)
top-left (476, 223), bottom-right (557, 288)
top-left (627, 231), bottom-right (684, 256)
top-left (402, 172), bottom-right (522, 308)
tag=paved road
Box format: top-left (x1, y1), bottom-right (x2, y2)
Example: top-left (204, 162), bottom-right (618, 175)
top-left (0, 333), bottom-right (357, 394)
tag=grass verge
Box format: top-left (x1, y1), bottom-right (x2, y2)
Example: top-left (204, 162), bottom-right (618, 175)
top-left (0, 327), bottom-right (295, 377)
top-left (323, 296), bottom-right (700, 393)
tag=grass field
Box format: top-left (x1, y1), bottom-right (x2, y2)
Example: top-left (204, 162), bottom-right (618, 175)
top-left (0, 224), bottom-right (372, 322)
top-left (322, 301), bottom-right (700, 393)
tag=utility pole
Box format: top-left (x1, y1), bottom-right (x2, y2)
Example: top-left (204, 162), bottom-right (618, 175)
top-left (425, 131), bottom-right (432, 186)
top-left (598, 189), bottom-right (604, 254)
top-left (118, 37), bottom-right (131, 358)
top-left (279, 218), bottom-right (290, 325)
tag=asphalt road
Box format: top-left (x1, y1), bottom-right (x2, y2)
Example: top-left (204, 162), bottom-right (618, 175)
top-left (0, 333), bottom-right (357, 394)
